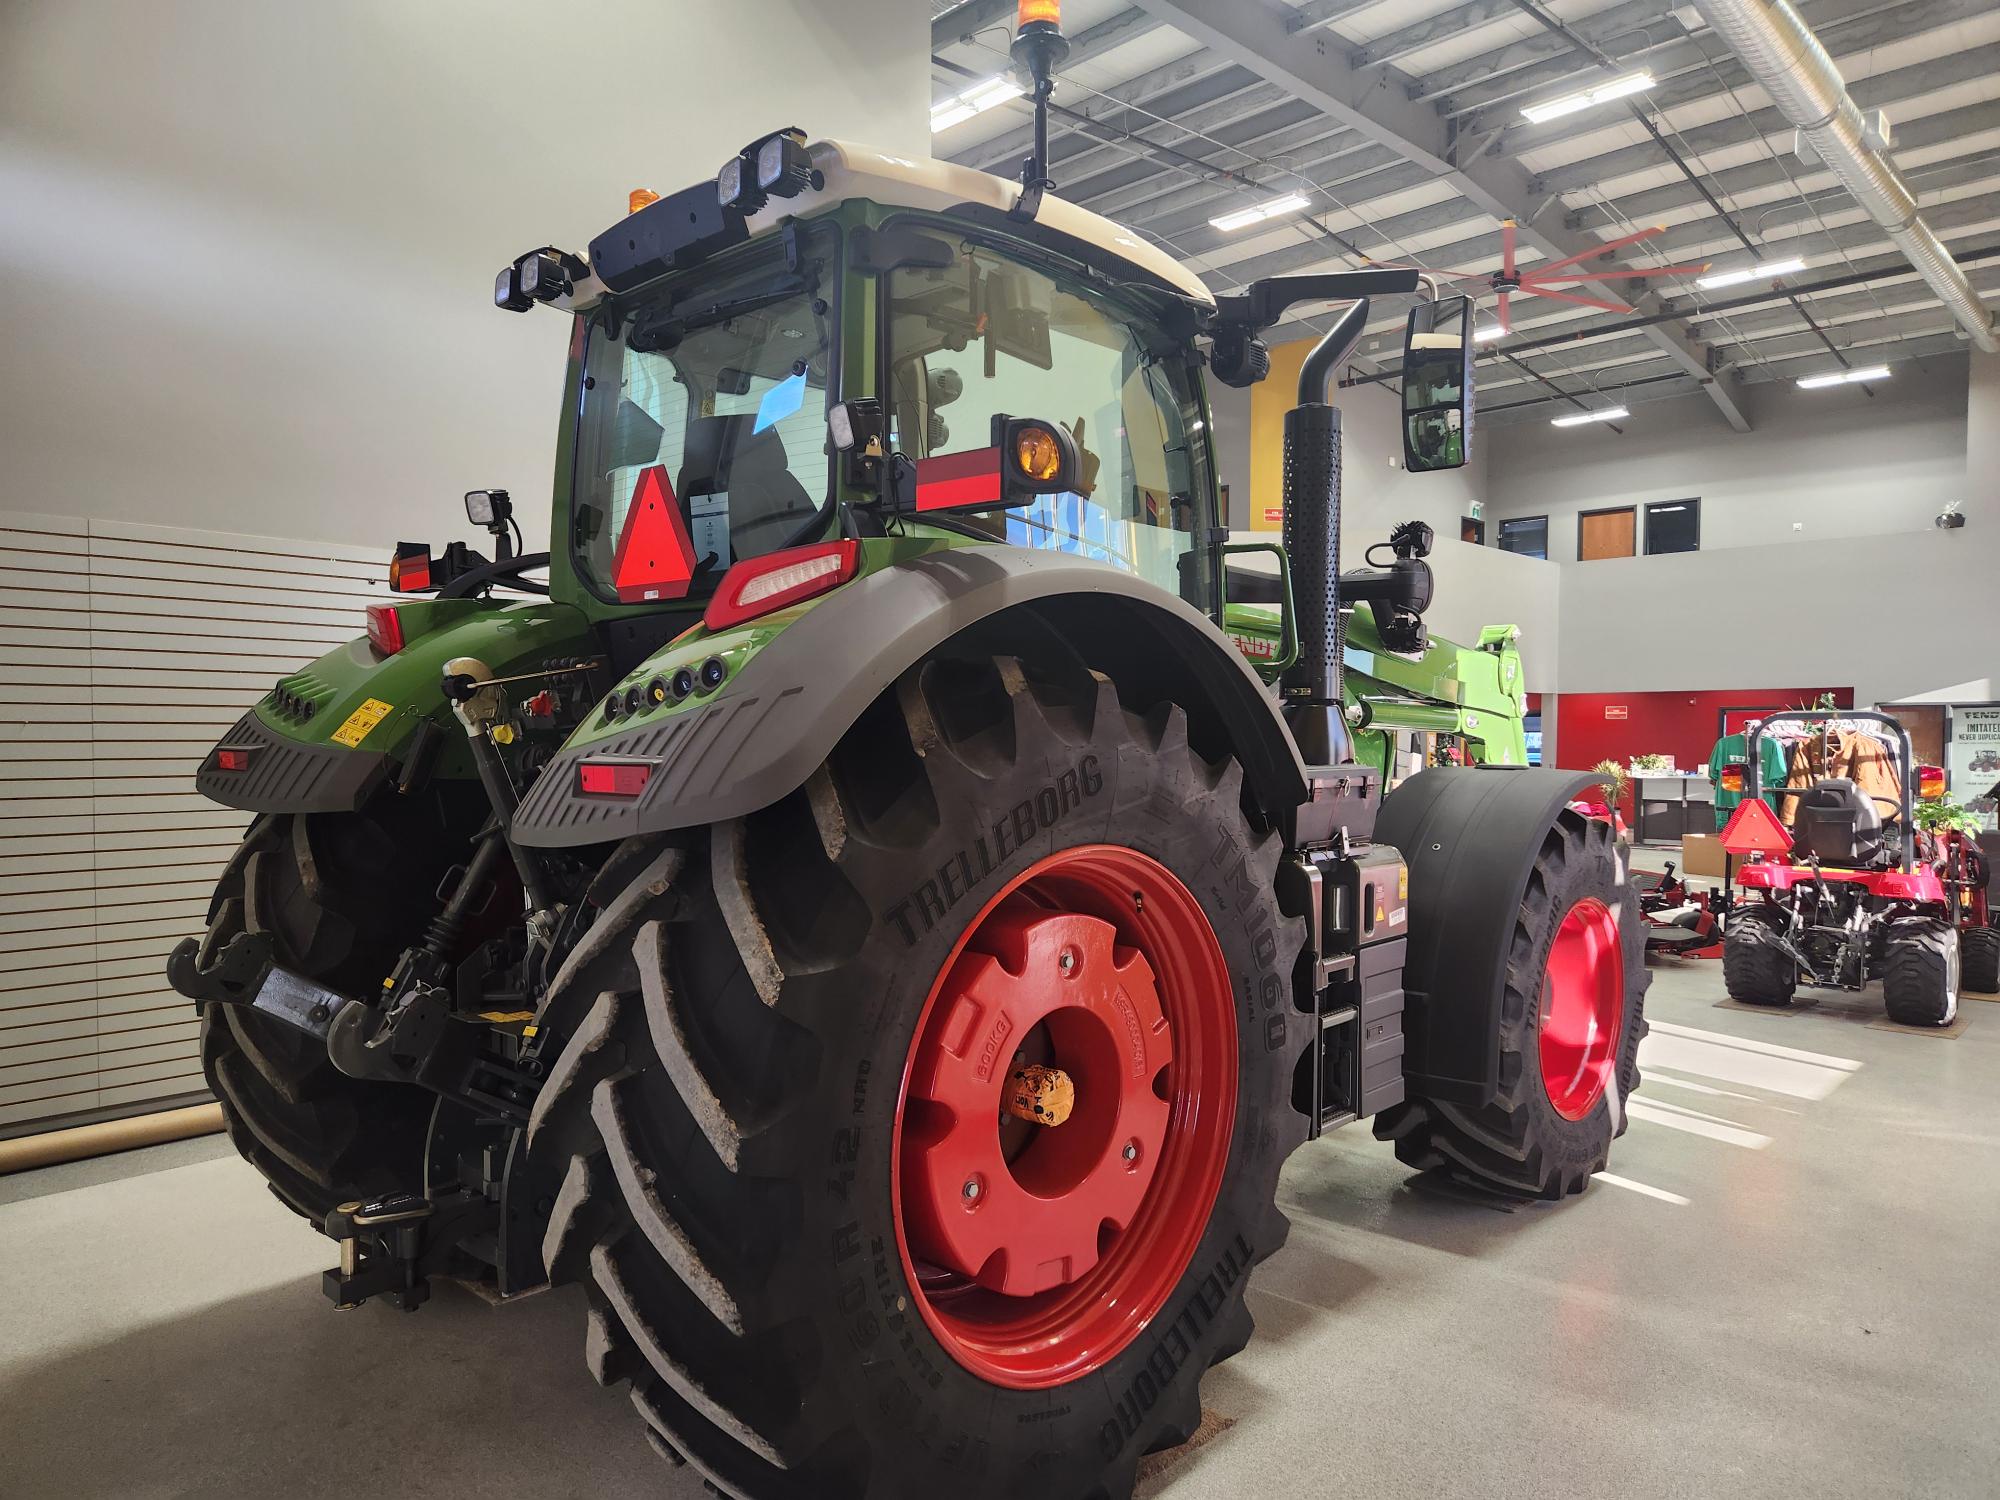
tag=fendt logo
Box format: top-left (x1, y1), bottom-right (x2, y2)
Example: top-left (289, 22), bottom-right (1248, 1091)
top-left (885, 755), bottom-right (1103, 945)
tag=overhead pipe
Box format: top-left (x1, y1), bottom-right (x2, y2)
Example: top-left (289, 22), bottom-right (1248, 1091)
top-left (1689, 0), bottom-right (2000, 354)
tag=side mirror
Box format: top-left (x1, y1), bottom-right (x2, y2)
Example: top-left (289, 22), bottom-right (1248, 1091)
top-left (1402, 294), bottom-right (1474, 472)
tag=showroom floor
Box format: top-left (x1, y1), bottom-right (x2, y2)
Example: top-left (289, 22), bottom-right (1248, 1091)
top-left (3, 958), bottom-right (1995, 1499)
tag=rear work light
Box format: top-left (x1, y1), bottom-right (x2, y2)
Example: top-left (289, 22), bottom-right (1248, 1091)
top-left (366, 603), bottom-right (405, 656)
top-left (704, 540), bottom-right (860, 631)
top-left (578, 760), bottom-right (653, 798)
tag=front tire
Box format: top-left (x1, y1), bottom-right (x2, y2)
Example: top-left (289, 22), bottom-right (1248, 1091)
top-left (529, 654), bottom-right (1302, 1500)
top-left (1882, 919), bottom-right (1959, 1027)
top-left (1375, 806), bottom-right (1647, 1199)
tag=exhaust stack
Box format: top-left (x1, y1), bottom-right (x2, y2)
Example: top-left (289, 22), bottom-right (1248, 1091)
top-left (1279, 299), bottom-right (1371, 766)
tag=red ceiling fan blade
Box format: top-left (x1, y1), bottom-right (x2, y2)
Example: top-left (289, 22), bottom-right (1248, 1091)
top-left (1501, 220), bottom-right (1517, 279)
top-left (1497, 288), bottom-right (1512, 333)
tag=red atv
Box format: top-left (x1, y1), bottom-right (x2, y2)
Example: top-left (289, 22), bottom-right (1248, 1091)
top-left (1720, 710), bottom-right (1962, 1027)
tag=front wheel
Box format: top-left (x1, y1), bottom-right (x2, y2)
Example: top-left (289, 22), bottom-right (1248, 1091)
top-left (529, 653), bottom-right (1302, 1500)
top-left (1374, 795), bottom-right (1648, 1199)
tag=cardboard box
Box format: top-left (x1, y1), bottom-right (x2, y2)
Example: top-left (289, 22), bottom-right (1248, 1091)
top-left (1680, 833), bottom-right (1738, 881)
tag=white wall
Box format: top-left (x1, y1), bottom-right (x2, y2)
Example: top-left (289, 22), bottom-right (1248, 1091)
top-left (1483, 355), bottom-right (1973, 557)
top-left (0, 0), bottom-right (926, 548)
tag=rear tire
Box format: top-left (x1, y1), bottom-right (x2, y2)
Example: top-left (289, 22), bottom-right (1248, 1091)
top-left (1960, 925), bottom-right (2000, 994)
top-left (198, 806), bottom-right (459, 1222)
top-left (1374, 806), bottom-right (1647, 1200)
top-left (530, 654), bottom-right (1301, 1500)
top-left (1723, 908), bottom-right (1798, 1007)
top-left (1882, 919), bottom-right (1959, 1027)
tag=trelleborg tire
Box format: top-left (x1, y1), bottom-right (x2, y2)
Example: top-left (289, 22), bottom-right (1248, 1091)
top-left (1373, 805), bottom-right (1647, 1199)
top-left (1723, 907), bottom-right (1798, 1007)
top-left (197, 806), bottom-right (459, 1223)
top-left (1882, 919), bottom-right (1959, 1027)
top-left (529, 653), bottom-right (1303, 1500)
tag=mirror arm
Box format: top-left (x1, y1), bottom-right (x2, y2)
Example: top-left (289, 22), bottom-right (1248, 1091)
top-left (1298, 299), bottom-right (1372, 405)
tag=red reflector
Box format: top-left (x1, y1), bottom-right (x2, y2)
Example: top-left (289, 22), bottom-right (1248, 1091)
top-left (704, 540), bottom-right (861, 631)
top-left (610, 465), bottom-right (698, 602)
top-left (366, 603), bottom-right (405, 655)
top-left (578, 760), bottom-right (652, 797)
top-left (216, 748), bottom-right (251, 771)
top-left (914, 446), bottom-right (1003, 511)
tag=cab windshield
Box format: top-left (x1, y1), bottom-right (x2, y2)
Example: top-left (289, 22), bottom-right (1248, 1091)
top-left (885, 235), bottom-right (1218, 611)
top-left (570, 232), bottom-right (834, 603)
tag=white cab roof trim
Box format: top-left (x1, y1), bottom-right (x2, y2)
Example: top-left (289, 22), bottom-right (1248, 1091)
top-left (741, 139), bottom-right (1215, 309)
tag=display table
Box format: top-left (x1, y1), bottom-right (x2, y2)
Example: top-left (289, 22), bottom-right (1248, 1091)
top-left (1634, 774), bottom-right (1716, 844)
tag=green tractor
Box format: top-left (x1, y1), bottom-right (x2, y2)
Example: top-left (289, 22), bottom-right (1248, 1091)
top-left (168, 16), bottom-right (1644, 1498)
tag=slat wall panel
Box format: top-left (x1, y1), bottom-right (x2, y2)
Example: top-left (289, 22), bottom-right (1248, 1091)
top-left (0, 514), bottom-right (385, 1130)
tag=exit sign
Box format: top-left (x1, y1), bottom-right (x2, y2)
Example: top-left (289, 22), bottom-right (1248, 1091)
top-left (1605, 705), bottom-right (1629, 720)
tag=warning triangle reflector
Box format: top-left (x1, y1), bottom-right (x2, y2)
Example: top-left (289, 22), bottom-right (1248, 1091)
top-left (1720, 797), bottom-right (1793, 857)
top-left (610, 465), bottom-right (698, 603)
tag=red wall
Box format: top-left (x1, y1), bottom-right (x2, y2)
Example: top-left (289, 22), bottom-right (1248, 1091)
top-left (1556, 687), bottom-right (1854, 814)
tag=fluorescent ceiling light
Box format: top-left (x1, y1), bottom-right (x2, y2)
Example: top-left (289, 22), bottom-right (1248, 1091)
top-left (1520, 71), bottom-right (1655, 124)
top-left (1551, 405), bottom-right (1629, 427)
top-left (929, 76), bottom-right (1023, 133)
top-left (1473, 323), bottom-right (1505, 343)
top-left (1696, 256), bottom-right (1806, 289)
top-left (1209, 192), bottom-right (1312, 232)
top-left (1797, 364), bottom-right (1890, 389)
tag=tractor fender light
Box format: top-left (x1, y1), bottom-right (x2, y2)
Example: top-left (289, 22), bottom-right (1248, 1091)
top-left (366, 603), bottom-right (406, 656)
top-left (578, 759), bottom-right (653, 798)
top-left (1718, 763), bottom-right (1747, 795)
top-left (1918, 765), bottom-right (1947, 800)
top-left (390, 544), bottom-right (433, 592)
top-left (703, 540), bottom-right (861, 631)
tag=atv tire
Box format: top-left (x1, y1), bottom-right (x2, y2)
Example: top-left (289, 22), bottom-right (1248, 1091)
top-left (530, 653), bottom-right (1302, 1500)
top-left (1723, 908), bottom-right (1798, 1007)
top-left (1374, 803), bottom-right (1647, 1199)
top-left (199, 807), bottom-right (459, 1222)
top-left (1960, 925), bottom-right (2000, 994)
top-left (1882, 919), bottom-right (1960, 1027)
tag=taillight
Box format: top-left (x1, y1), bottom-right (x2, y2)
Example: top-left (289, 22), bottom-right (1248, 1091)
top-left (390, 544), bottom-right (432, 592)
top-left (366, 603), bottom-right (405, 655)
top-left (704, 541), bottom-right (860, 631)
top-left (216, 748), bottom-right (251, 771)
top-left (1918, 764), bottom-right (1947, 800)
top-left (1718, 763), bottom-right (1747, 794)
top-left (578, 760), bottom-right (653, 797)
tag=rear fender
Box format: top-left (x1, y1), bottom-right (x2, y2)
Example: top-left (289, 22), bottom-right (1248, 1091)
top-left (195, 600), bottom-right (594, 814)
top-left (509, 548), bottom-right (1307, 847)
top-left (1375, 765), bottom-right (1608, 1108)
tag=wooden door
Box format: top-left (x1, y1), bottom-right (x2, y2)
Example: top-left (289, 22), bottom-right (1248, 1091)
top-left (1578, 506), bottom-right (1636, 560)
top-left (1881, 703), bottom-right (1946, 768)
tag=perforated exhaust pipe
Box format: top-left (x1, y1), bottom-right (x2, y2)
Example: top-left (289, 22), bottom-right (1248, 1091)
top-left (1279, 298), bottom-right (1371, 767)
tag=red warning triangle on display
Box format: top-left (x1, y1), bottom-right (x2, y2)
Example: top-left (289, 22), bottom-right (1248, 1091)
top-left (1720, 797), bottom-right (1794, 857)
top-left (611, 465), bottom-right (698, 603)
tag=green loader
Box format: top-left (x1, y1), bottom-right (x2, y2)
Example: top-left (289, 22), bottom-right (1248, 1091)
top-left (167, 16), bottom-right (1644, 1498)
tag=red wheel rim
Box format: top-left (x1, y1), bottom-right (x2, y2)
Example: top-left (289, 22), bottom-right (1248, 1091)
top-left (1538, 897), bottom-right (1626, 1120)
top-left (892, 845), bottom-right (1236, 1390)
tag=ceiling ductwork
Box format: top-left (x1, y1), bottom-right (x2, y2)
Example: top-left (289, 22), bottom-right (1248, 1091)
top-left (1689, 0), bottom-right (2000, 354)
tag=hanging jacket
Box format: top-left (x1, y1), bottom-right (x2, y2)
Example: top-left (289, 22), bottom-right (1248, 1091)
top-left (1781, 730), bottom-right (1903, 827)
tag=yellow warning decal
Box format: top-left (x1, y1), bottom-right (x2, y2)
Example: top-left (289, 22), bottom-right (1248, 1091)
top-left (1398, 865), bottom-right (1409, 901)
top-left (331, 698), bottom-right (394, 748)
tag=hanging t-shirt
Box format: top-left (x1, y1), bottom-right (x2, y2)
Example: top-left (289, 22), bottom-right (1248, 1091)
top-left (1709, 731), bottom-right (1789, 830)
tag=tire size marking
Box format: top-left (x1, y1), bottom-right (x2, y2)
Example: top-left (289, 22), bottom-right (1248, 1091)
top-left (885, 755), bottom-right (1105, 946)
top-left (1208, 834), bottom-right (1287, 1051)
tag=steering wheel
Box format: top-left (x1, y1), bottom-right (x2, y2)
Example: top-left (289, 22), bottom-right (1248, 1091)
top-left (438, 552), bottom-right (553, 599)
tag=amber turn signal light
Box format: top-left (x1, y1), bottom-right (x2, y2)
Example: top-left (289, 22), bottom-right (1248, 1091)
top-left (1718, 763), bottom-right (1746, 794)
top-left (1918, 764), bottom-right (1947, 800)
top-left (1013, 423), bottom-right (1064, 483)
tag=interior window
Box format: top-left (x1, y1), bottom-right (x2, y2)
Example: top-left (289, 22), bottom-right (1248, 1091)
top-left (571, 243), bottom-right (831, 603)
top-left (885, 238), bottom-right (1214, 607)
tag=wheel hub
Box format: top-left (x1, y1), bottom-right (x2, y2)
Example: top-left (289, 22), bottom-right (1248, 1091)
top-left (1538, 897), bottom-right (1626, 1120)
top-left (902, 900), bottom-right (1171, 1296)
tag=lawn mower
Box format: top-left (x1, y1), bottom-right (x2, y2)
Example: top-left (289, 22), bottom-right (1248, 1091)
top-left (1635, 862), bottom-right (1726, 960)
top-left (1720, 710), bottom-right (1961, 1025)
top-left (161, 9), bottom-right (1646, 1496)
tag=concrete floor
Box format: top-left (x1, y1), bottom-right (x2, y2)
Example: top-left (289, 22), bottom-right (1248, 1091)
top-left (4, 959), bottom-right (1997, 1499)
